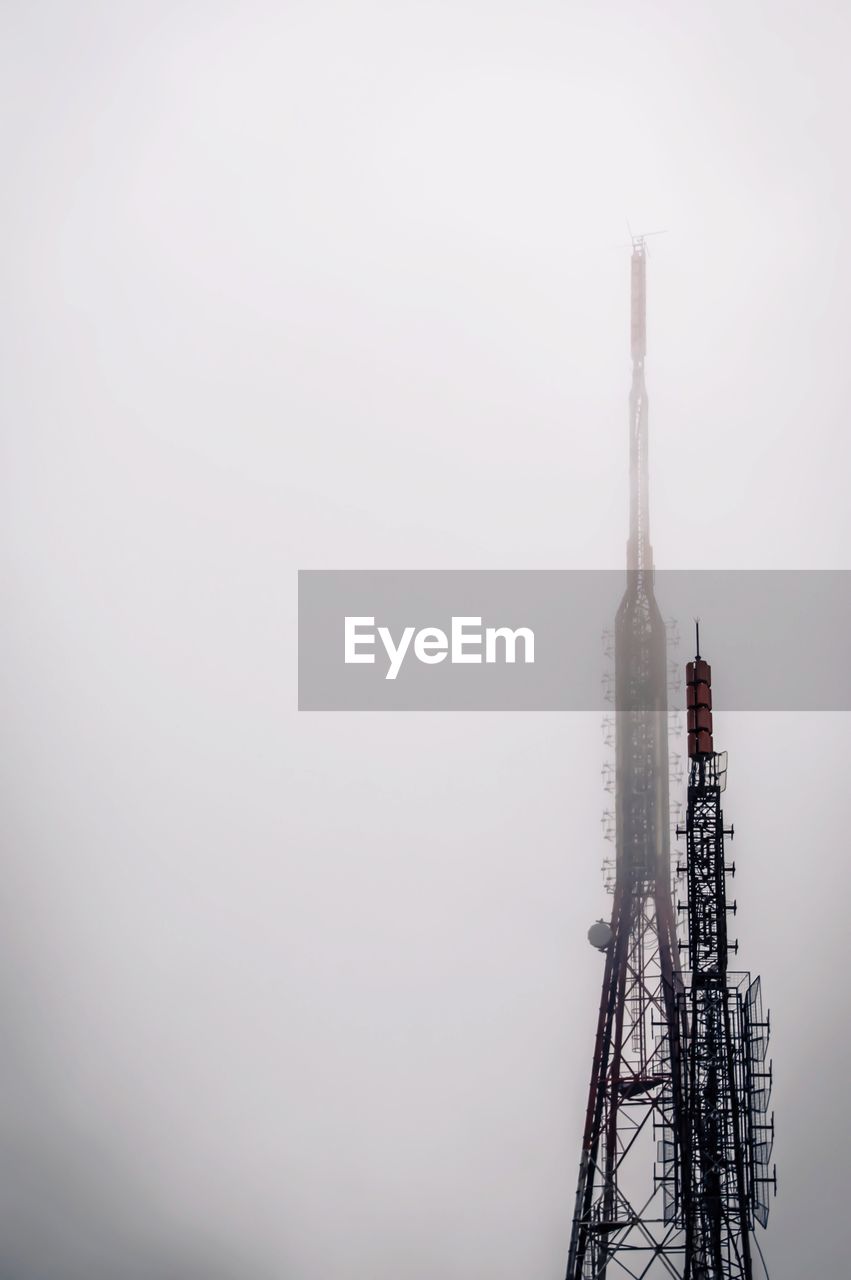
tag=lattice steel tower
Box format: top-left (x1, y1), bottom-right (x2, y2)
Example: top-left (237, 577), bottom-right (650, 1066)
top-left (564, 243), bottom-right (774, 1279)
top-left (675, 646), bottom-right (776, 1277)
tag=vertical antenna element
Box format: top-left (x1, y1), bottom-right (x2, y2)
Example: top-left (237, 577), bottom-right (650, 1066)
top-left (686, 655), bottom-right (713, 758)
top-left (631, 238), bottom-right (647, 361)
top-left (628, 237), bottom-right (652, 574)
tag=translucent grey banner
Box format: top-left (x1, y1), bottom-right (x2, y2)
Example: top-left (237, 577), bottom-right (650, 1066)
top-left (297, 571), bottom-right (851, 710)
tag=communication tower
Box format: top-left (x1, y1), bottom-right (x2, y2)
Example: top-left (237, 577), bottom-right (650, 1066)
top-left (563, 244), bottom-right (774, 1279)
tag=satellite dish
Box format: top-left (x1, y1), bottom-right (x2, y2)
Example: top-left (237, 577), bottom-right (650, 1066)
top-left (588, 920), bottom-right (613, 951)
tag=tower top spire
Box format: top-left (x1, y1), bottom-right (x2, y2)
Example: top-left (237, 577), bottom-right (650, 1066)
top-left (627, 242), bottom-right (652, 572)
top-left (630, 237), bottom-right (647, 364)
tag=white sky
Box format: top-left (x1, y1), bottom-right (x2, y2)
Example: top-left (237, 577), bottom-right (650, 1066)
top-left (1, 1), bottom-right (849, 1276)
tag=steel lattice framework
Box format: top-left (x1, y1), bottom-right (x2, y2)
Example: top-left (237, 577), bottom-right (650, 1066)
top-left (563, 243), bottom-right (773, 1280)
top-left (672, 655), bottom-right (775, 1278)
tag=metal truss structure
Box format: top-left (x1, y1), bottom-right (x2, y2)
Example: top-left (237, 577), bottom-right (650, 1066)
top-left (669, 653), bottom-right (775, 1278)
top-left (564, 243), bottom-right (773, 1280)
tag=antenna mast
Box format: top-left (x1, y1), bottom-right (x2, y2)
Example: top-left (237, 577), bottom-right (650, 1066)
top-left (563, 245), bottom-right (775, 1279)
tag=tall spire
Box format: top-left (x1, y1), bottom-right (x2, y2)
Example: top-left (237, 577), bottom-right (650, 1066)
top-left (628, 236), bottom-right (652, 573)
top-left (565, 236), bottom-right (678, 1280)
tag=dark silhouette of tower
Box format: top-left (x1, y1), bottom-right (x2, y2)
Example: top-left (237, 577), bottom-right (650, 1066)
top-left (676, 646), bottom-right (775, 1278)
top-left (564, 243), bottom-right (774, 1279)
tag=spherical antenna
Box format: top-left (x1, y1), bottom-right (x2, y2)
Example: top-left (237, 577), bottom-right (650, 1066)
top-left (587, 919), bottom-right (613, 951)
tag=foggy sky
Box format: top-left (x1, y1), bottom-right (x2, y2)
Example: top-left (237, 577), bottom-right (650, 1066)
top-left (1, 1), bottom-right (849, 1276)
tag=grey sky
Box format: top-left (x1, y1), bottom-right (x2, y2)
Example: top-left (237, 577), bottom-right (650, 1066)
top-left (1, 1), bottom-right (848, 1276)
